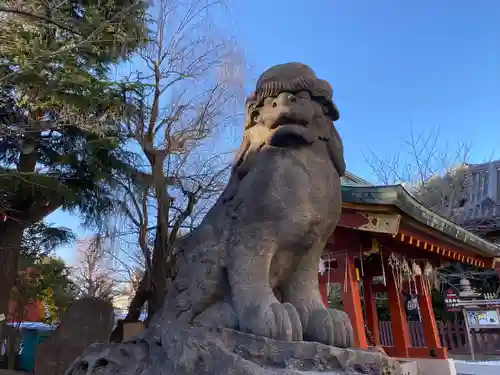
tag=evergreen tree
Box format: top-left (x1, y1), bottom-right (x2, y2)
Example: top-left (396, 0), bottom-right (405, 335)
top-left (0, 0), bottom-right (148, 321)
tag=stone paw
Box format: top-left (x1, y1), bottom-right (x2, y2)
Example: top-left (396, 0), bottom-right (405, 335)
top-left (240, 302), bottom-right (303, 342)
top-left (304, 308), bottom-right (353, 348)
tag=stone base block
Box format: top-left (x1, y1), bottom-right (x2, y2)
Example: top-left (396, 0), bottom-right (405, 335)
top-left (394, 358), bottom-right (457, 375)
top-left (66, 326), bottom-right (401, 375)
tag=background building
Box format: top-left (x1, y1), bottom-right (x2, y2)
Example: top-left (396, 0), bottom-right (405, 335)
top-left (456, 160), bottom-right (500, 242)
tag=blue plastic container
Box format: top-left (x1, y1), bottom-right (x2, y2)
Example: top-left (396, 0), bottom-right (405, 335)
top-left (13, 322), bottom-right (54, 372)
top-left (19, 328), bottom-right (38, 372)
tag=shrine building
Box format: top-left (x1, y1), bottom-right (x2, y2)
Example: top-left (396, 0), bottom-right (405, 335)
top-left (319, 173), bottom-right (500, 359)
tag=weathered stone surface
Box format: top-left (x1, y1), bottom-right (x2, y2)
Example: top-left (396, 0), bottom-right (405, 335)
top-left (65, 63), bottom-right (396, 375)
top-left (67, 326), bottom-right (398, 375)
top-left (152, 62), bottom-right (351, 347)
top-left (36, 298), bottom-right (114, 375)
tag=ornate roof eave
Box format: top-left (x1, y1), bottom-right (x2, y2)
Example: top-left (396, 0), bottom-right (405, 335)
top-left (341, 171), bottom-right (373, 186)
top-left (341, 184), bottom-right (500, 258)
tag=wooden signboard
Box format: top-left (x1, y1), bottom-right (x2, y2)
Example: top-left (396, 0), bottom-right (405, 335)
top-left (122, 322), bottom-right (146, 341)
top-left (466, 309), bottom-right (500, 329)
top-left (463, 307), bottom-right (500, 360)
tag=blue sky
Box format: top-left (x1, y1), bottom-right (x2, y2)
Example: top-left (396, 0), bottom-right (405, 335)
top-left (50, 0), bottom-right (500, 260)
top-left (231, 0), bottom-right (500, 171)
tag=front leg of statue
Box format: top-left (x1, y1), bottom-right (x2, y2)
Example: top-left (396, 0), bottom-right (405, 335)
top-left (282, 247), bottom-right (353, 348)
top-left (226, 228), bottom-right (303, 342)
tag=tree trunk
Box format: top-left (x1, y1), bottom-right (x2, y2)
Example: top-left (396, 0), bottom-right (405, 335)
top-left (0, 221), bottom-right (25, 340)
top-left (124, 272), bottom-right (151, 322)
top-left (147, 234), bottom-right (170, 318)
top-left (109, 272), bottom-right (152, 340)
top-left (147, 154), bottom-right (172, 318)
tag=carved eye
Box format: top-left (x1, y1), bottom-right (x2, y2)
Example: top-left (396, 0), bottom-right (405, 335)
top-left (263, 97), bottom-right (275, 107)
top-left (251, 109), bottom-right (260, 123)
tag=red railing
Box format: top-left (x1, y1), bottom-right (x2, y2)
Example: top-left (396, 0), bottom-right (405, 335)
top-left (379, 321), bottom-right (500, 355)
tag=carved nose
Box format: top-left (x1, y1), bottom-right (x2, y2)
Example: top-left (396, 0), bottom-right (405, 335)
top-left (272, 92), bottom-right (296, 108)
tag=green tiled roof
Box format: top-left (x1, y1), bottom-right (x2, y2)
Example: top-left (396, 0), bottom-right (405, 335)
top-left (341, 171), bottom-right (373, 186)
top-left (341, 184), bottom-right (500, 258)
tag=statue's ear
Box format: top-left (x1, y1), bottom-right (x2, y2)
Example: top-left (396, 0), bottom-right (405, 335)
top-left (221, 134), bottom-right (251, 203)
top-left (327, 125), bottom-right (346, 176)
top-left (244, 92), bottom-right (259, 130)
top-left (233, 133), bottom-right (251, 177)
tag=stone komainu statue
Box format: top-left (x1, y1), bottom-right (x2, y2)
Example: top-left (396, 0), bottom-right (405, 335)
top-left (66, 63), bottom-right (397, 375)
top-left (153, 62), bottom-right (351, 347)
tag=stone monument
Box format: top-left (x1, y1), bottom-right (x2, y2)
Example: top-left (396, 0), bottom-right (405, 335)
top-left (65, 63), bottom-right (399, 375)
top-left (36, 298), bottom-right (114, 375)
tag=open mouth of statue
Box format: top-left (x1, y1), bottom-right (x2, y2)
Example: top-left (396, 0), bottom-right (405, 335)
top-left (268, 116), bottom-right (313, 148)
top-left (269, 115), bottom-right (308, 129)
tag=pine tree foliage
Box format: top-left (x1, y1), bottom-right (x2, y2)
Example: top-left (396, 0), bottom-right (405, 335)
top-left (0, 0), bottom-right (148, 317)
top-left (21, 221), bottom-right (76, 262)
top-left (0, 0), bottom-right (149, 224)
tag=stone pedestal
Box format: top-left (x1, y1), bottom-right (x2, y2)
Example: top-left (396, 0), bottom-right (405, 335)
top-left (66, 326), bottom-right (400, 375)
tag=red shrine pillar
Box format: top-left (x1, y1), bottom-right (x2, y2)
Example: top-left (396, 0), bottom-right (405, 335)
top-left (385, 260), bottom-right (411, 358)
top-left (340, 255), bottom-right (368, 349)
top-left (363, 276), bottom-right (381, 346)
top-left (416, 276), bottom-right (447, 359)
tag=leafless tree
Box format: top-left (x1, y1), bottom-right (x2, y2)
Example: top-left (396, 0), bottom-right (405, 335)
top-left (71, 236), bottom-right (120, 301)
top-left (113, 0), bottom-right (245, 320)
top-left (365, 126), bottom-right (500, 298)
top-left (364, 125), bottom-right (473, 221)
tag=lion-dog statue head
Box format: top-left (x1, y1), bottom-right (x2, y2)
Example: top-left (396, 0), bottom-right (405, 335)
top-left (233, 62), bottom-right (345, 184)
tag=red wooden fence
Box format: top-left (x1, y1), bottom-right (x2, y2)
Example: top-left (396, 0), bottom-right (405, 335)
top-left (379, 321), bottom-right (500, 355)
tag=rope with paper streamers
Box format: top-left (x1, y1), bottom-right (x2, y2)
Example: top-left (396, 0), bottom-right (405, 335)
top-left (319, 243), bottom-right (439, 300)
top-left (319, 253), bottom-right (335, 301)
top-left (388, 253), bottom-right (402, 293)
top-left (379, 244), bottom-right (438, 295)
top-left (423, 261), bottom-right (438, 292)
top-left (319, 250), bottom-right (352, 304)
top-left (411, 261), bottom-right (422, 295)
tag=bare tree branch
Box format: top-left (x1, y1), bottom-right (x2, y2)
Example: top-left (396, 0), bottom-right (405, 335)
top-left (71, 236), bottom-right (121, 300)
top-left (363, 124), bottom-right (473, 221)
top-left (109, 0), bottom-right (245, 319)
